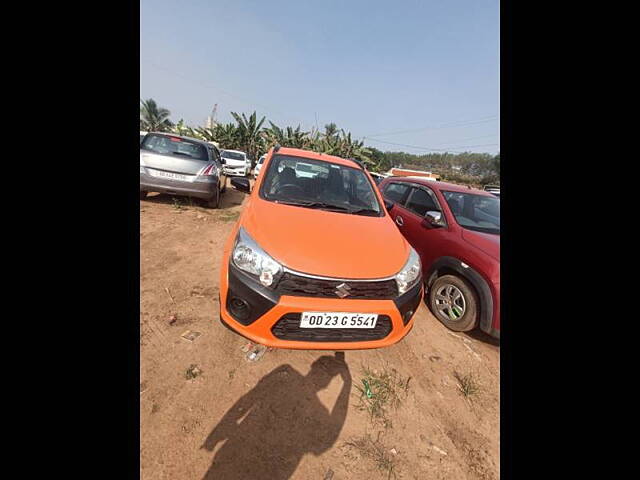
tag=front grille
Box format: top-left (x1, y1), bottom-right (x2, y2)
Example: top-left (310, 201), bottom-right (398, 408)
top-left (271, 313), bottom-right (393, 342)
top-left (275, 272), bottom-right (398, 299)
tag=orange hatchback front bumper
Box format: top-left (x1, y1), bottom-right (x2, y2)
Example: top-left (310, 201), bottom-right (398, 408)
top-left (219, 261), bottom-right (422, 350)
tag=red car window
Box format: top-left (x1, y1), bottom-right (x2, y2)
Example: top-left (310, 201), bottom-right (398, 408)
top-left (405, 187), bottom-right (440, 217)
top-left (382, 182), bottom-right (411, 204)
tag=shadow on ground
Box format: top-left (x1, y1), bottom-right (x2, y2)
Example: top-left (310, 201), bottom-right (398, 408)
top-left (200, 353), bottom-right (351, 480)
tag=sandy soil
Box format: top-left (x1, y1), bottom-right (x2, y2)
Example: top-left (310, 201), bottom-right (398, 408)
top-left (140, 180), bottom-right (500, 480)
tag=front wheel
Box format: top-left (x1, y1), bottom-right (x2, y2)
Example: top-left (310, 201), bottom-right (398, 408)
top-left (428, 274), bottom-right (478, 332)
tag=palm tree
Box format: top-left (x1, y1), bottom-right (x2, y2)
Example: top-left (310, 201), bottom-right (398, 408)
top-left (231, 111), bottom-right (266, 164)
top-left (140, 99), bottom-right (173, 132)
top-left (263, 122), bottom-right (309, 150)
top-left (323, 123), bottom-right (339, 139)
top-left (212, 123), bottom-right (240, 150)
top-left (171, 119), bottom-right (191, 137)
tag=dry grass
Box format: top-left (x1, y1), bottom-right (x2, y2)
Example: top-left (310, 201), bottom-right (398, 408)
top-left (345, 433), bottom-right (397, 479)
top-left (454, 370), bottom-right (480, 398)
top-left (355, 365), bottom-right (411, 428)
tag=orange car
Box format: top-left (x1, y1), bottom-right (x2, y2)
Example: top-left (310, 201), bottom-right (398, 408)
top-left (219, 146), bottom-right (423, 350)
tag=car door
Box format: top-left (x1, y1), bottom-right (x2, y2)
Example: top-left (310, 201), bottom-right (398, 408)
top-left (209, 145), bottom-right (227, 189)
top-left (380, 180), bottom-right (413, 231)
top-left (391, 184), bottom-right (451, 273)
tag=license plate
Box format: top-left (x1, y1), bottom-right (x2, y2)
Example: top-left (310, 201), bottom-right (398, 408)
top-left (300, 312), bottom-right (378, 329)
top-left (151, 170), bottom-right (188, 181)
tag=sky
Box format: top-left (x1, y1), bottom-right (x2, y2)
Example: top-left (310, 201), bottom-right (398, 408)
top-left (140, 0), bottom-right (499, 155)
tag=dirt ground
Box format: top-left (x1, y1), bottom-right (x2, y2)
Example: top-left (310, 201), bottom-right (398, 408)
top-left (140, 180), bottom-right (500, 480)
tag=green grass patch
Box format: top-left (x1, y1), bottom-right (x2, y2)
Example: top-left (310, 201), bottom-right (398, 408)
top-left (355, 365), bottom-right (411, 428)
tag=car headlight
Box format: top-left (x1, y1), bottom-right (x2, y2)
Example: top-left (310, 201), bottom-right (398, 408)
top-left (232, 227), bottom-right (283, 287)
top-left (395, 247), bottom-right (422, 295)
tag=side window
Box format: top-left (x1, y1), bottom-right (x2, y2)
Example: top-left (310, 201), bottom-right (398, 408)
top-left (211, 147), bottom-right (222, 165)
top-left (405, 187), bottom-right (440, 217)
top-left (382, 182), bottom-right (410, 204)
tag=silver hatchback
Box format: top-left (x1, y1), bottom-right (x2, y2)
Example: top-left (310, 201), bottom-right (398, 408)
top-left (140, 133), bottom-right (227, 208)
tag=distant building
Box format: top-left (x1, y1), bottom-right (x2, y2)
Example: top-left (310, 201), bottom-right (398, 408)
top-left (387, 167), bottom-right (441, 180)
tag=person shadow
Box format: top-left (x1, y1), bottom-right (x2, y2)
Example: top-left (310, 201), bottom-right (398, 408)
top-left (200, 352), bottom-right (352, 480)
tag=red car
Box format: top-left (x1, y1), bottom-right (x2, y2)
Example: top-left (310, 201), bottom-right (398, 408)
top-left (378, 177), bottom-right (500, 339)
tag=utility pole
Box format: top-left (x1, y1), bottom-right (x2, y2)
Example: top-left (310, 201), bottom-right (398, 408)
top-left (205, 104), bottom-right (218, 129)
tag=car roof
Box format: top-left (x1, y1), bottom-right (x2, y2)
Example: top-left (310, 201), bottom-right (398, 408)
top-left (146, 132), bottom-right (211, 147)
top-left (220, 149), bottom-right (246, 155)
top-left (384, 176), bottom-right (494, 196)
top-left (275, 147), bottom-right (361, 169)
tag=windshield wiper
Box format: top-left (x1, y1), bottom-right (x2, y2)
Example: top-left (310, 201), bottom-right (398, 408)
top-left (274, 200), bottom-right (351, 212)
top-left (171, 151), bottom-right (193, 157)
top-left (348, 207), bottom-right (380, 216)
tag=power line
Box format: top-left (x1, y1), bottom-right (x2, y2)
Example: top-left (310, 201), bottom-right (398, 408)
top-left (364, 137), bottom-right (499, 153)
top-left (432, 133), bottom-right (499, 146)
top-left (363, 116), bottom-right (499, 138)
top-left (142, 58), bottom-right (499, 154)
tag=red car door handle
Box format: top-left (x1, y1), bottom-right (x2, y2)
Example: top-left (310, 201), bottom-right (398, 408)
top-left (395, 215), bottom-right (404, 226)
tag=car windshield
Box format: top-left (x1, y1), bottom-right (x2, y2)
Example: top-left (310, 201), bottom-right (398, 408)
top-left (260, 154), bottom-right (383, 216)
top-left (221, 150), bottom-right (245, 160)
top-left (442, 191), bottom-right (500, 234)
top-left (141, 134), bottom-right (208, 161)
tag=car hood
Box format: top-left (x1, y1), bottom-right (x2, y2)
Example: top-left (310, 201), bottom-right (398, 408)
top-left (223, 158), bottom-right (247, 166)
top-left (462, 229), bottom-right (500, 261)
top-left (242, 198), bottom-right (410, 279)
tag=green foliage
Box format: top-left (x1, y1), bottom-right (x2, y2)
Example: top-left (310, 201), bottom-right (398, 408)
top-left (140, 98), bottom-right (173, 132)
top-left (139, 99), bottom-right (499, 182)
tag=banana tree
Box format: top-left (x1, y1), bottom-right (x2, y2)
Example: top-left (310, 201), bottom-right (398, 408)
top-left (230, 111), bottom-right (266, 164)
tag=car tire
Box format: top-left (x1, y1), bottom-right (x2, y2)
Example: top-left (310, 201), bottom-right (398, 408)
top-left (205, 188), bottom-right (220, 209)
top-left (140, 191), bottom-right (148, 200)
top-left (429, 274), bottom-right (478, 332)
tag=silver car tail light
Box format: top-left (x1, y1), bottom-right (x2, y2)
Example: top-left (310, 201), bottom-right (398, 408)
top-left (199, 164), bottom-right (216, 176)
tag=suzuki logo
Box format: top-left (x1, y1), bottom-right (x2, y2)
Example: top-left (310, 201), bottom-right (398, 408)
top-left (335, 282), bottom-right (352, 298)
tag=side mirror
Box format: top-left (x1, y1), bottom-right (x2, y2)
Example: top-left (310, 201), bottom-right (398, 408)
top-left (421, 211), bottom-right (446, 228)
top-left (231, 177), bottom-right (251, 194)
top-left (220, 158), bottom-right (226, 165)
top-left (384, 200), bottom-right (394, 211)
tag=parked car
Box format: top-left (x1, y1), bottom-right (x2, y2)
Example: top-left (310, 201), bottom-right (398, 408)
top-left (379, 177), bottom-right (500, 339)
top-left (221, 149), bottom-right (251, 177)
top-left (140, 132), bottom-right (227, 208)
top-left (140, 131), bottom-right (148, 144)
top-left (294, 161), bottom-right (317, 178)
top-left (219, 146), bottom-right (423, 350)
top-left (253, 154), bottom-right (266, 179)
top-left (369, 172), bottom-right (387, 185)
top-left (483, 184), bottom-right (500, 198)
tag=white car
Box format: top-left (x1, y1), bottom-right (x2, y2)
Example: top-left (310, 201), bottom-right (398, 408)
top-left (483, 184), bottom-right (500, 198)
top-left (294, 161), bottom-right (317, 178)
top-left (140, 131), bottom-right (148, 144)
top-left (253, 154), bottom-right (266, 179)
top-left (220, 149), bottom-right (250, 177)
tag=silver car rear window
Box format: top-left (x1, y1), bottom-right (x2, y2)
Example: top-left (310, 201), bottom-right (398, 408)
top-left (142, 134), bottom-right (208, 161)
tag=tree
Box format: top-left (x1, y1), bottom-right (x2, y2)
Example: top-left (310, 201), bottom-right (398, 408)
top-left (212, 123), bottom-right (240, 150)
top-left (263, 122), bottom-right (309, 149)
top-left (230, 111), bottom-right (266, 163)
top-left (140, 98), bottom-right (173, 132)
